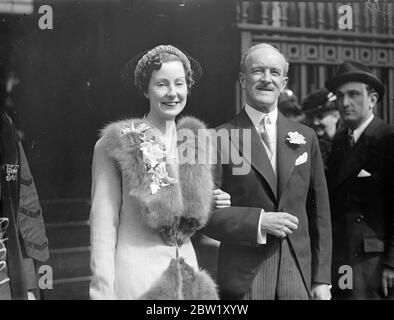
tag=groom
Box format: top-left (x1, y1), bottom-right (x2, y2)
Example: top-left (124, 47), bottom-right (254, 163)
top-left (204, 43), bottom-right (332, 300)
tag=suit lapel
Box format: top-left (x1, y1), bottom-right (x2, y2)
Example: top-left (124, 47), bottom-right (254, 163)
top-left (331, 117), bottom-right (381, 189)
top-left (328, 129), bottom-right (348, 189)
top-left (231, 109), bottom-right (277, 199)
top-left (276, 113), bottom-right (301, 198)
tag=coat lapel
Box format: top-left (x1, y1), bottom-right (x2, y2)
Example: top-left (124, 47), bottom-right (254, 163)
top-left (231, 109), bottom-right (277, 199)
top-left (330, 117), bottom-right (382, 189)
top-left (328, 129), bottom-right (348, 189)
top-left (276, 113), bottom-right (301, 198)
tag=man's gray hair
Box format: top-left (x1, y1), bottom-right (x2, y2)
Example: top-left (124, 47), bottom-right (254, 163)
top-left (240, 43), bottom-right (289, 76)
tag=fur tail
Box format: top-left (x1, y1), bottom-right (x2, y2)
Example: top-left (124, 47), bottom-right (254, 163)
top-left (139, 258), bottom-right (218, 300)
top-left (176, 116), bottom-right (214, 245)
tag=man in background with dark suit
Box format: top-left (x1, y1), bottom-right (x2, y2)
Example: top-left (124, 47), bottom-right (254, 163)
top-left (326, 61), bottom-right (394, 299)
top-left (204, 43), bottom-right (332, 300)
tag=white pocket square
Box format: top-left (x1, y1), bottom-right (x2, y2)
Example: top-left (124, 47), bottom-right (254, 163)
top-left (295, 152), bottom-right (308, 166)
top-left (357, 169), bottom-right (371, 178)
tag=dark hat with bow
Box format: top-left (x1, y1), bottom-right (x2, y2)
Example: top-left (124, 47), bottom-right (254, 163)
top-left (278, 89), bottom-right (303, 116)
top-left (325, 61), bottom-right (385, 102)
top-left (303, 88), bottom-right (337, 115)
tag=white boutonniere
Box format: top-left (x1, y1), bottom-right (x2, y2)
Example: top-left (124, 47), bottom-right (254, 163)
top-left (286, 131), bottom-right (306, 145)
top-left (120, 122), bottom-right (177, 195)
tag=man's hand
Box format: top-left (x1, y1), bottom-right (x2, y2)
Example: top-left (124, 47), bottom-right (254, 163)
top-left (260, 212), bottom-right (298, 238)
top-left (310, 284), bottom-right (331, 300)
top-left (382, 266), bottom-right (394, 297)
top-left (213, 189), bottom-right (231, 209)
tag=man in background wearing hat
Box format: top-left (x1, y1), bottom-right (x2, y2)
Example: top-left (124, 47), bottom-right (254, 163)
top-left (303, 88), bottom-right (341, 171)
top-left (326, 61), bottom-right (394, 299)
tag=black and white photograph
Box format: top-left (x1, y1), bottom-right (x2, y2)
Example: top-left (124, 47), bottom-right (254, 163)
top-left (0, 0), bottom-right (393, 304)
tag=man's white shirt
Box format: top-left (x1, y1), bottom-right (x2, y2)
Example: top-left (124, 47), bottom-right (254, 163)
top-left (351, 114), bottom-right (374, 143)
top-left (245, 104), bottom-right (278, 244)
top-left (245, 104), bottom-right (277, 174)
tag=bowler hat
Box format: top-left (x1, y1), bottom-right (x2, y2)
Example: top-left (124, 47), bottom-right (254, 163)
top-left (325, 61), bottom-right (385, 102)
top-left (303, 88), bottom-right (337, 114)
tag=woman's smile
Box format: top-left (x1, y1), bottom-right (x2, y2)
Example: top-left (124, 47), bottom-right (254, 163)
top-left (161, 101), bottom-right (180, 107)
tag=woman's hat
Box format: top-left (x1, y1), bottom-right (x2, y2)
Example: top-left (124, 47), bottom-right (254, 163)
top-left (325, 61), bottom-right (385, 102)
top-left (303, 88), bottom-right (337, 114)
top-left (278, 89), bottom-right (303, 116)
top-left (120, 45), bottom-right (202, 90)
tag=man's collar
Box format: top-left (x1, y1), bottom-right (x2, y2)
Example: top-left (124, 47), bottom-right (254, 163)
top-left (245, 104), bottom-right (278, 127)
top-left (349, 114), bottom-right (374, 143)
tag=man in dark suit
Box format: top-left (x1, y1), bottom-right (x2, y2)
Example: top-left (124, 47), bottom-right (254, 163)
top-left (326, 61), bottom-right (394, 300)
top-left (204, 43), bottom-right (332, 300)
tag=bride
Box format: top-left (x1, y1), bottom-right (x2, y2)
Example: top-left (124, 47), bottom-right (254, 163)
top-left (89, 45), bottom-right (228, 300)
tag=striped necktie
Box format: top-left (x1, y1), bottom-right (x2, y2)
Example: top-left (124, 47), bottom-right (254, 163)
top-left (259, 114), bottom-right (272, 155)
top-left (349, 130), bottom-right (355, 148)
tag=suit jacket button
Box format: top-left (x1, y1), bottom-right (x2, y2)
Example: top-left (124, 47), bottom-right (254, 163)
top-left (353, 250), bottom-right (360, 257)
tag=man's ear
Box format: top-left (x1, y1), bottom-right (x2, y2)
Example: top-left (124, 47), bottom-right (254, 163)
top-left (239, 72), bottom-right (246, 89)
top-left (369, 91), bottom-right (378, 108)
top-left (281, 77), bottom-right (289, 91)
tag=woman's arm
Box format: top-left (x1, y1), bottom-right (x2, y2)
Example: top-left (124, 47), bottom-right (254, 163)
top-left (89, 138), bottom-right (121, 300)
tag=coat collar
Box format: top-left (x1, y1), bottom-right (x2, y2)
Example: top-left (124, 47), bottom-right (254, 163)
top-left (276, 112), bottom-right (304, 198)
top-left (329, 116), bottom-right (386, 189)
top-left (232, 108), bottom-right (277, 199)
top-left (101, 116), bottom-right (214, 246)
top-left (231, 109), bottom-right (304, 200)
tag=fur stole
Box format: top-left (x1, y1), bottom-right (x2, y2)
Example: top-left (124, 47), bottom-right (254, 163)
top-left (100, 116), bottom-right (214, 247)
top-left (139, 257), bottom-right (218, 300)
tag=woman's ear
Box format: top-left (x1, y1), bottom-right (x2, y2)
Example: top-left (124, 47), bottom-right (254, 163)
top-left (143, 91), bottom-right (149, 99)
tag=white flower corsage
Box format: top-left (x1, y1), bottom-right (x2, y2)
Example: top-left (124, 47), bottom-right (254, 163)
top-left (120, 122), bottom-right (178, 195)
top-left (286, 131), bottom-right (306, 145)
